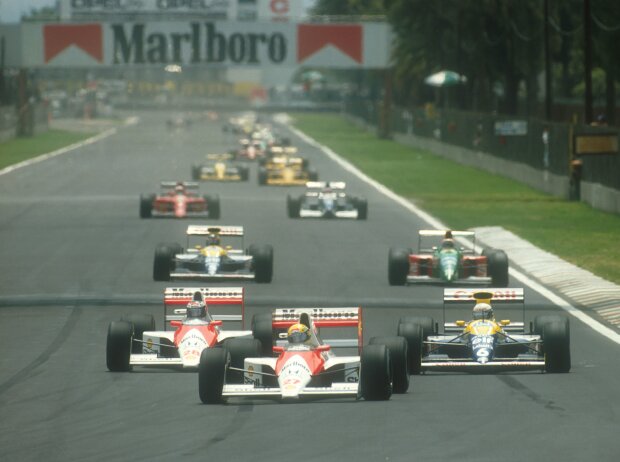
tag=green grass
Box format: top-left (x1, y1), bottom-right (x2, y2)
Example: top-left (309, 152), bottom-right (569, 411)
top-left (292, 113), bottom-right (620, 285)
top-left (0, 130), bottom-right (94, 170)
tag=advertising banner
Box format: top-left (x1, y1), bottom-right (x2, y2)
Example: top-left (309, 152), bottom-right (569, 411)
top-left (16, 21), bottom-right (391, 69)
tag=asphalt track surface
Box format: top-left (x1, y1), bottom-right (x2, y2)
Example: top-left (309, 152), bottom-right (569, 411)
top-left (1, 111), bottom-right (619, 461)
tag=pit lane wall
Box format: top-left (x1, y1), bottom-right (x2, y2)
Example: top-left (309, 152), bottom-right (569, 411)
top-left (344, 104), bottom-right (620, 216)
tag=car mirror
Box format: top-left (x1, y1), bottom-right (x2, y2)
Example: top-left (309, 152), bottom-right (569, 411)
top-left (170, 320), bottom-right (182, 328)
top-left (500, 320), bottom-right (511, 326)
top-left (455, 320), bottom-right (466, 326)
top-left (273, 346), bottom-right (284, 353)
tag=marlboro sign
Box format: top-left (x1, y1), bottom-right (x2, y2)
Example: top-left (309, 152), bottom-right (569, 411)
top-left (12, 21), bottom-right (391, 69)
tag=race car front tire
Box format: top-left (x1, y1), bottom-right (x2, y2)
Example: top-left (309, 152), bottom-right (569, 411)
top-left (239, 166), bottom-right (249, 181)
top-left (538, 316), bottom-right (571, 373)
top-left (486, 249), bottom-right (509, 287)
top-left (250, 244), bottom-right (273, 283)
top-left (153, 244), bottom-right (178, 281)
top-left (206, 195), bottom-right (220, 219)
top-left (388, 247), bottom-right (410, 285)
top-left (198, 348), bottom-right (229, 404)
top-left (397, 322), bottom-right (423, 375)
top-left (308, 168), bottom-right (319, 181)
top-left (139, 194), bottom-right (154, 218)
top-left (287, 194), bottom-right (301, 218)
top-left (225, 338), bottom-right (262, 384)
top-left (355, 197), bottom-right (368, 220)
top-left (360, 344), bottom-right (393, 401)
top-left (121, 314), bottom-right (155, 354)
top-left (106, 321), bottom-right (133, 372)
top-left (251, 313), bottom-right (274, 357)
top-left (369, 336), bottom-right (409, 393)
top-left (399, 316), bottom-right (435, 339)
top-left (258, 167), bottom-right (268, 185)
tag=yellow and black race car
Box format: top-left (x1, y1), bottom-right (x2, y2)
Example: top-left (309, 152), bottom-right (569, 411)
top-left (192, 154), bottom-right (249, 182)
top-left (257, 155), bottom-right (318, 186)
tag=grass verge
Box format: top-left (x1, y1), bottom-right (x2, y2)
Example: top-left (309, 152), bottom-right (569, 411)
top-left (0, 129), bottom-right (95, 170)
top-left (291, 113), bottom-right (620, 285)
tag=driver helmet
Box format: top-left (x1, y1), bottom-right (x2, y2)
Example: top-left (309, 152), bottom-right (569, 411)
top-left (174, 183), bottom-right (185, 194)
top-left (205, 233), bottom-right (220, 246)
top-left (287, 323), bottom-right (310, 344)
top-left (186, 300), bottom-right (207, 319)
top-left (472, 303), bottom-right (494, 320)
top-left (441, 239), bottom-right (455, 249)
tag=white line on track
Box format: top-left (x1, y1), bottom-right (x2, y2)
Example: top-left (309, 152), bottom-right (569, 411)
top-left (0, 116), bottom-right (138, 177)
top-left (285, 122), bottom-right (620, 346)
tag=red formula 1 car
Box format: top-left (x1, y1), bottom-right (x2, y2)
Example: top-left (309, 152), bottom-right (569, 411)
top-left (106, 287), bottom-right (251, 371)
top-left (198, 307), bottom-right (410, 403)
top-left (139, 181), bottom-right (220, 219)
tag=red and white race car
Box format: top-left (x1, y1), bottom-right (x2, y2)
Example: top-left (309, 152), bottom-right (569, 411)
top-left (198, 307), bottom-right (410, 403)
top-left (106, 287), bottom-right (251, 371)
top-left (139, 181), bottom-right (220, 219)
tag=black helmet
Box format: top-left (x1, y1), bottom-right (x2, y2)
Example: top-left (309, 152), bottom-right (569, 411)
top-left (186, 300), bottom-right (207, 319)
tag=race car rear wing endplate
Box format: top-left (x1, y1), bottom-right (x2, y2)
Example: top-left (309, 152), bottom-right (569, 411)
top-left (163, 287), bottom-right (245, 330)
top-left (271, 307), bottom-right (363, 352)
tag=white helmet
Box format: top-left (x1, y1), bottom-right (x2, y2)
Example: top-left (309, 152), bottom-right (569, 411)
top-left (472, 303), bottom-right (493, 320)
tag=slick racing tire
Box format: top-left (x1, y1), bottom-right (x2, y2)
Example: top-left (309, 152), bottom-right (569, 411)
top-left (239, 165), bottom-right (250, 181)
top-left (308, 168), bottom-right (319, 182)
top-left (258, 167), bottom-right (268, 185)
top-left (251, 313), bottom-right (274, 356)
top-left (106, 321), bottom-right (133, 372)
top-left (369, 336), bottom-right (409, 393)
top-left (225, 338), bottom-right (262, 384)
top-left (121, 314), bottom-right (155, 354)
top-left (287, 194), bottom-right (301, 218)
top-left (206, 195), bottom-right (220, 219)
top-left (139, 194), bottom-right (154, 219)
top-left (399, 316), bottom-right (435, 339)
top-left (191, 165), bottom-right (201, 181)
top-left (532, 314), bottom-right (568, 337)
top-left (198, 348), bottom-right (229, 404)
top-left (397, 322), bottom-right (423, 375)
top-left (250, 244), bottom-right (273, 283)
top-left (388, 247), bottom-right (410, 285)
top-left (355, 197), bottom-right (368, 220)
top-left (153, 243), bottom-right (181, 281)
top-left (360, 344), bottom-right (393, 401)
top-left (485, 249), bottom-right (509, 287)
top-left (536, 315), bottom-right (571, 373)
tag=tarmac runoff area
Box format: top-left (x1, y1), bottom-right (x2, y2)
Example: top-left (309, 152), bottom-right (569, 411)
top-left (280, 115), bottom-right (620, 345)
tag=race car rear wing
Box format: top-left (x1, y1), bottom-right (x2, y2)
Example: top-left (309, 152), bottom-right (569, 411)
top-left (161, 181), bottom-right (199, 190)
top-left (305, 181), bottom-right (346, 190)
top-left (270, 146), bottom-right (298, 154)
top-left (186, 225), bottom-right (244, 237)
top-left (206, 153), bottom-right (234, 161)
top-left (418, 229), bottom-right (477, 253)
top-left (442, 288), bottom-right (526, 332)
top-left (271, 307), bottom-right (363, 353)
top-left (163, 287), bottom-right (245, 330)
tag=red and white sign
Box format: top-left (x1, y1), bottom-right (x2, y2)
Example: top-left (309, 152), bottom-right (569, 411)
top-left (257, 0), bottom-right (304, 22)
top-left (14, 20), bottom-right (391, 69)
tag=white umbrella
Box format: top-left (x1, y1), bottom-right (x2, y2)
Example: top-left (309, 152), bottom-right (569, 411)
top-left (424, 70), bottom-right (467, 87)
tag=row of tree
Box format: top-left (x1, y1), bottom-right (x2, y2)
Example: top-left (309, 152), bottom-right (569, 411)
top-left (312, 0), bottom-right (620, 122)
